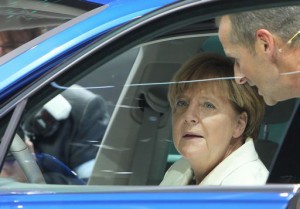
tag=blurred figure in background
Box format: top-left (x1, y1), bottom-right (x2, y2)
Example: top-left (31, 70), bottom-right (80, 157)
top-left (22, 85), bottom-right (110, 184)
top-left (0, 28), bottom-right (43, 56)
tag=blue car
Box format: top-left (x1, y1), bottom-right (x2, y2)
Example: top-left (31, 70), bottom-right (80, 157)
top-left (0, 0), bottom-right (300, 208)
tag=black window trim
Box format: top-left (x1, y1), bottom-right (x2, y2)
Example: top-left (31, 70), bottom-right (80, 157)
top-left (0, 99), bottom-right (27, 169)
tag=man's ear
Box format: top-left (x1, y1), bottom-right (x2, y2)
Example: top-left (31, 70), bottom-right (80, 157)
top-left (256, 29), bottom-right (275, 59)
top-left (233, 112), bottom-right (248, 138)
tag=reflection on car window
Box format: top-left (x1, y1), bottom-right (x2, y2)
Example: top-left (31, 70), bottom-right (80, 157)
top-left (3, 33), bottom-right (298, 187)
top-left (0, 28), bottom-right (44, 56)
top-left (1, 47), bottom-right (139, 184)
top-left (0, 0), bottom-right (103, 57)
top-left (21, 85), bottom-right (110, 184)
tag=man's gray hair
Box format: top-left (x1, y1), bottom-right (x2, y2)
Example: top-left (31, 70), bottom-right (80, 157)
top-left (228, 6), bottom-right (300, 52)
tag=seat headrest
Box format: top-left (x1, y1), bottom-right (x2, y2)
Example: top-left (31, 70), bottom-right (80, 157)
top-left (61, 84), bottom-right (109, 120)
top-left (140, 63), bottom-right (181, 113)
top-left (144, 86), bottom-right (169, 114)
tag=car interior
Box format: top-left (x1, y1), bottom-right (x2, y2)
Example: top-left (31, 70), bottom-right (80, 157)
top-left (85, 34), bottom-right (300, 186)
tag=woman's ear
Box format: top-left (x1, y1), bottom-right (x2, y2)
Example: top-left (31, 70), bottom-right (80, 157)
top-left (233, 112), bottom-right (248, 138)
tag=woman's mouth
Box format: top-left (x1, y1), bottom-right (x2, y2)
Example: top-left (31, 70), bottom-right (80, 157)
top-left (183, 133), bottom-right (203, 140)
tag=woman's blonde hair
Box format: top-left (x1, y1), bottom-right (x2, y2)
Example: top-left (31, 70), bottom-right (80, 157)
top-left (168, 53), bottom-right (265, 141)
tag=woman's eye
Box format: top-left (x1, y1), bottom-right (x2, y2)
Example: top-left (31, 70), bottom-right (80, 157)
top-left (202, 102), bottom-right (215, 109)
top-left (175, 99), bottom-right (188, 107)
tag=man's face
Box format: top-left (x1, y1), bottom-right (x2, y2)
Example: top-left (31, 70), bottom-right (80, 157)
top-left (218, 16), bottom-right (280, 106)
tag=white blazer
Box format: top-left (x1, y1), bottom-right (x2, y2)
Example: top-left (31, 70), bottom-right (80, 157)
top-left (160, 138), bottom-right (269, 186)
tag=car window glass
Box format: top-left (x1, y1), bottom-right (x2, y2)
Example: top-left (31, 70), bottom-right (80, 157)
top-left (0, 0), bottom-right (103, 57)
top-left (2, 33), bottom-right (298, 187)
top-left (1, 47), bottom-right (138, 184)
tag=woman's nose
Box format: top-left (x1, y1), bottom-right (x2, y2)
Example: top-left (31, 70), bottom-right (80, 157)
top-left (183, 105), bottom-right (199, 125)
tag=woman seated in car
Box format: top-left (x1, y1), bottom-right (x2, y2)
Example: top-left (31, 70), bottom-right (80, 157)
top-left (160, 53), bottom-right (268, 186)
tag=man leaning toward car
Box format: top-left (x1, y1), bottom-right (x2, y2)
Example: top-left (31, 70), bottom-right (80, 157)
top-left (218, 6), bottom-right (300, 106)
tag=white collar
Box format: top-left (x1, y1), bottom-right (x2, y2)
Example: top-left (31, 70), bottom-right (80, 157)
top-left (160, 137), bottom-right (260, 186)
top-left (200, 137), bottom-right (258, 185)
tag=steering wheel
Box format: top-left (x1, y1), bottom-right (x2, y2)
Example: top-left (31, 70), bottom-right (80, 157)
top-left (9, 134), bottom-right (46, 184)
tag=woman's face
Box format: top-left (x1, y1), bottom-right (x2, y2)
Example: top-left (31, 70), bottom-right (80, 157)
top-left (172, 83), bottom-right (246, 170)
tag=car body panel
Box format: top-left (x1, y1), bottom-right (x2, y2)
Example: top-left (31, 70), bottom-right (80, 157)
top-left (0, 186), bottom-right (297, 209)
